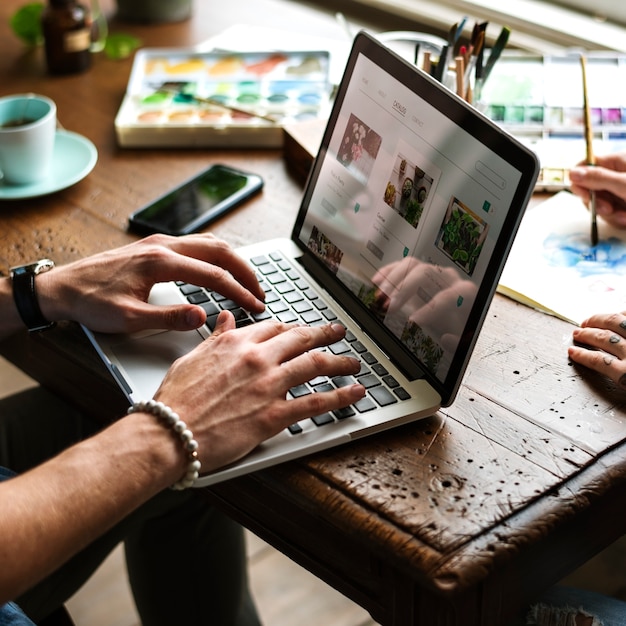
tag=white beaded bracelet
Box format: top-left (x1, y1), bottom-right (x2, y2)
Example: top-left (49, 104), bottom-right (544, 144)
top-left (127, 399), bottom-right (201, 490)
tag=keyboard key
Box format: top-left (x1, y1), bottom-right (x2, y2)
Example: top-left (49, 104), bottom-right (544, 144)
top-left (354, 396), bottom-right (376, 413)
top-left (200, 302), bottom-right (220, 316)
top-left (285, 292), bottom-right (305, 305)
top-left (276, 282), bottom-right (295, 294)
top-left (252, 310), bottom-right (272, 322)
top-left (314, 383), bottom-right (335, 393)
top-left (250, 255), bottom-right (269, 267)
top-left (267, 273), bottom-right (287, 285)
top-left (264, 291), bottom-right (281, 304)
top-left (292, 300), bottom-right (312, 313)
top-left (231, 308), bottom-right (250, 323)
top-left (312, 413), bottom-right (335, 426)
top-left (356, 363), bottom-right (371, 377)
top-left (301, 310), bottom-right (323, 324)
top-left (268, 301), bottom-right (289, 315)
top-left (351, 341), bottom-right (367, 353)
top-left (285, 269), bottom-right (301, 281)
top-left (289, 384), bottom-right (311, 398)
top-left (382, 374), bottom-right (399, 388)
top-left (258, 263), bottom-right (278, 276)
top-left (205, 314), bottom-right (219, 331)
top-left (369, 386), bottom-right (397, 407)
top-left (394, 387), bottom-right (411, 401)
top-left (362, 352), bottom-right (378, 365)
top-left (309, 375), bottom-right (329, 386)
top-left (179, 283), bottom-right (201, 295)
top-left (328, 341), bottom-right (350, 355)
top-left (332, 375), bottom-right (356, 388)
top-left (277, 311), bottom-right (298, 324)
top-left (372, 363), bottom-right (389, 376)
top-left (187, 292), bottom-right (210, 305)
top-left (288, 422), bottom-right (303, 434)
top-left (358, 374), bottom-right (381, 389)
top-left (333, 406), bottom-right (355, 419)
top-left (220, 299), bottom-right (241, 311)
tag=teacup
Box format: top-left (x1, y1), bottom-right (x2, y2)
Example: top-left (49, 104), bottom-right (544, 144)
top-left (0, 94), bottom-right (56, 186)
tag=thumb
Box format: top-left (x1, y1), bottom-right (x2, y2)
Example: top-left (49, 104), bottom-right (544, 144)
top-left (209, 309), bottom-right (236, 336)
top-left (134, 302), bottom-right (207, 331)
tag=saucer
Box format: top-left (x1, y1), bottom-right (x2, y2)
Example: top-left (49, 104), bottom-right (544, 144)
top-left (0, 130), bottom-right (98, 200)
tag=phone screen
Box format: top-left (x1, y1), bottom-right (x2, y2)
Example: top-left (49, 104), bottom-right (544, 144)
top-left (128, 164), bottom-right (263, 235)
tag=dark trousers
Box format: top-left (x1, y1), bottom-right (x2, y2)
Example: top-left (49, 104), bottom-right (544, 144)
top-left (0, 387), bottom-right (261, 626)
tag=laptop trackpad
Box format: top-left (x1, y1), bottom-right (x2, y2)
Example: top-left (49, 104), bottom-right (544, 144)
top-left (111, 329), bottom-right (203, 400)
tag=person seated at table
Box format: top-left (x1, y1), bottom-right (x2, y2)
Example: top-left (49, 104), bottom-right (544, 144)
top-left (568, 152), bottom-right (626, 389)
top-left (0, 233), bottom-right (365, 625)
top-left (507, 155), bottom-right (626, 626)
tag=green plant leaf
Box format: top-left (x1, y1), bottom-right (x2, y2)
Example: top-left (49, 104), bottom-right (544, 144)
top-left (104, 33), bottom-right (141, 60)
top-left (10, 3), bottom-right (44, 46)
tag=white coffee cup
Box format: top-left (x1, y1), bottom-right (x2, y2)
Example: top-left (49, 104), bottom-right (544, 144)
top-left (0, 94), bottom-right (57, 186)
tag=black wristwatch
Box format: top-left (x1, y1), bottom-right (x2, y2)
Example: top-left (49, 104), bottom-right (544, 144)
top-left (10, 259), bottom-right (56, 332)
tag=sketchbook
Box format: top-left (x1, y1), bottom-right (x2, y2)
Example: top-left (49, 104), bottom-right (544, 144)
top-left (497, 190), bottom-right (626, 325)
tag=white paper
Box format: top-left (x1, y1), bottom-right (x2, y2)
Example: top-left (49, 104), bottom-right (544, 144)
top-left (498, 190), bottom-right (626, 325)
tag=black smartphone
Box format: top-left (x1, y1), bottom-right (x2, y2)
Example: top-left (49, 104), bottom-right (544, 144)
top-left (128, 164), bottom-right (263, 236)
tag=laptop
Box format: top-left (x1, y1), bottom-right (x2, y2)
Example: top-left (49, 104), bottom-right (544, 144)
top-left (84, 31), bottom-right (539, 486)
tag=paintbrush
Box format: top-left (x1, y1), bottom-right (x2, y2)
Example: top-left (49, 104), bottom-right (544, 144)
top-left (463, 30), bottom-right (484, 103)
top-left (482, 26), bottom-right (510, 84)
top-left (156, 88), bottom-right (278, 124)
top-left (580, 54), bottom-right (598, 246)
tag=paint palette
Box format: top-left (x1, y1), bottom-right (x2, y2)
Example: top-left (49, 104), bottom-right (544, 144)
top-left (114, 48), bottom-right (332, 148)
top-left (477, 52), bottom-right (626, 191)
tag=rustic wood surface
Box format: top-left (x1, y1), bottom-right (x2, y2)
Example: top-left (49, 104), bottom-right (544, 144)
top-left (2, 1), bottom-right (626, 625)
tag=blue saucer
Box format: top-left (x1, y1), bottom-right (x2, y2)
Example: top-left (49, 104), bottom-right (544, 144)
top-left (0, 130), bottom-right (97, 199)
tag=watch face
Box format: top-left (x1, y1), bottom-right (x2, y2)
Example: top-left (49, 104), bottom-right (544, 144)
top-left (10, 259), bottom-right (55, 277)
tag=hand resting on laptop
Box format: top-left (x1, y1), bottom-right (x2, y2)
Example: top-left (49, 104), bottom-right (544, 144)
top-left (0, 232), bottom-right (365, 606)
top-left (26, 232), bottom-right (268, 336)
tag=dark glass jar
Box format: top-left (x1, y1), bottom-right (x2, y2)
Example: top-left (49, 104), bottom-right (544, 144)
top-left (41, 0), bottom-right (92, 74)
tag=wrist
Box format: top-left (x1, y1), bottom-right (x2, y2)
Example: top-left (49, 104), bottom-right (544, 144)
top-left (107, 411), bottom-right (190, 492)
top-left (35, 269), bottom-right (64, 323)
top-left (10, 260), bottom-right (56, 332)
top-left (128, 400), bottom-right (201, 490)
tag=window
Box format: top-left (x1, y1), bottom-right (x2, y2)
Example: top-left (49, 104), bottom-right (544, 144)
top-left (349, 0), bottom-right (626, 52)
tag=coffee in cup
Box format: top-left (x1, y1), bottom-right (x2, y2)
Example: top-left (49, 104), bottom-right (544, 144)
top-left (0, 94), bottom-right (57, 186)
top-left (0, 118), bottom-right (38, 129)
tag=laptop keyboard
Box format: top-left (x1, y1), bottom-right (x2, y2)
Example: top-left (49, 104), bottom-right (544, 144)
top-left (176, 250), bottom-right (411, 435)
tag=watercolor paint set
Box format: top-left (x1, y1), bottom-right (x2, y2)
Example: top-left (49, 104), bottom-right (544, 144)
top-left (477, 52), bottom-right (626, 191)
top-left (114, 48), bottom-right (332, 148)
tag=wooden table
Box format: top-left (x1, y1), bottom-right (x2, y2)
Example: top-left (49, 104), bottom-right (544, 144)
top-left (2, 2), bottom-right (626, 625)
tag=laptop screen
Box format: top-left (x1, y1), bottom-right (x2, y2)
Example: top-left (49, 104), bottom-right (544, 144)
top-left (293, 32), bottom-right (539, 405)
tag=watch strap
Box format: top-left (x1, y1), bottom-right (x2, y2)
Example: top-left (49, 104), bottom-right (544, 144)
top-left (11, 265), bottom-right (55, 332)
